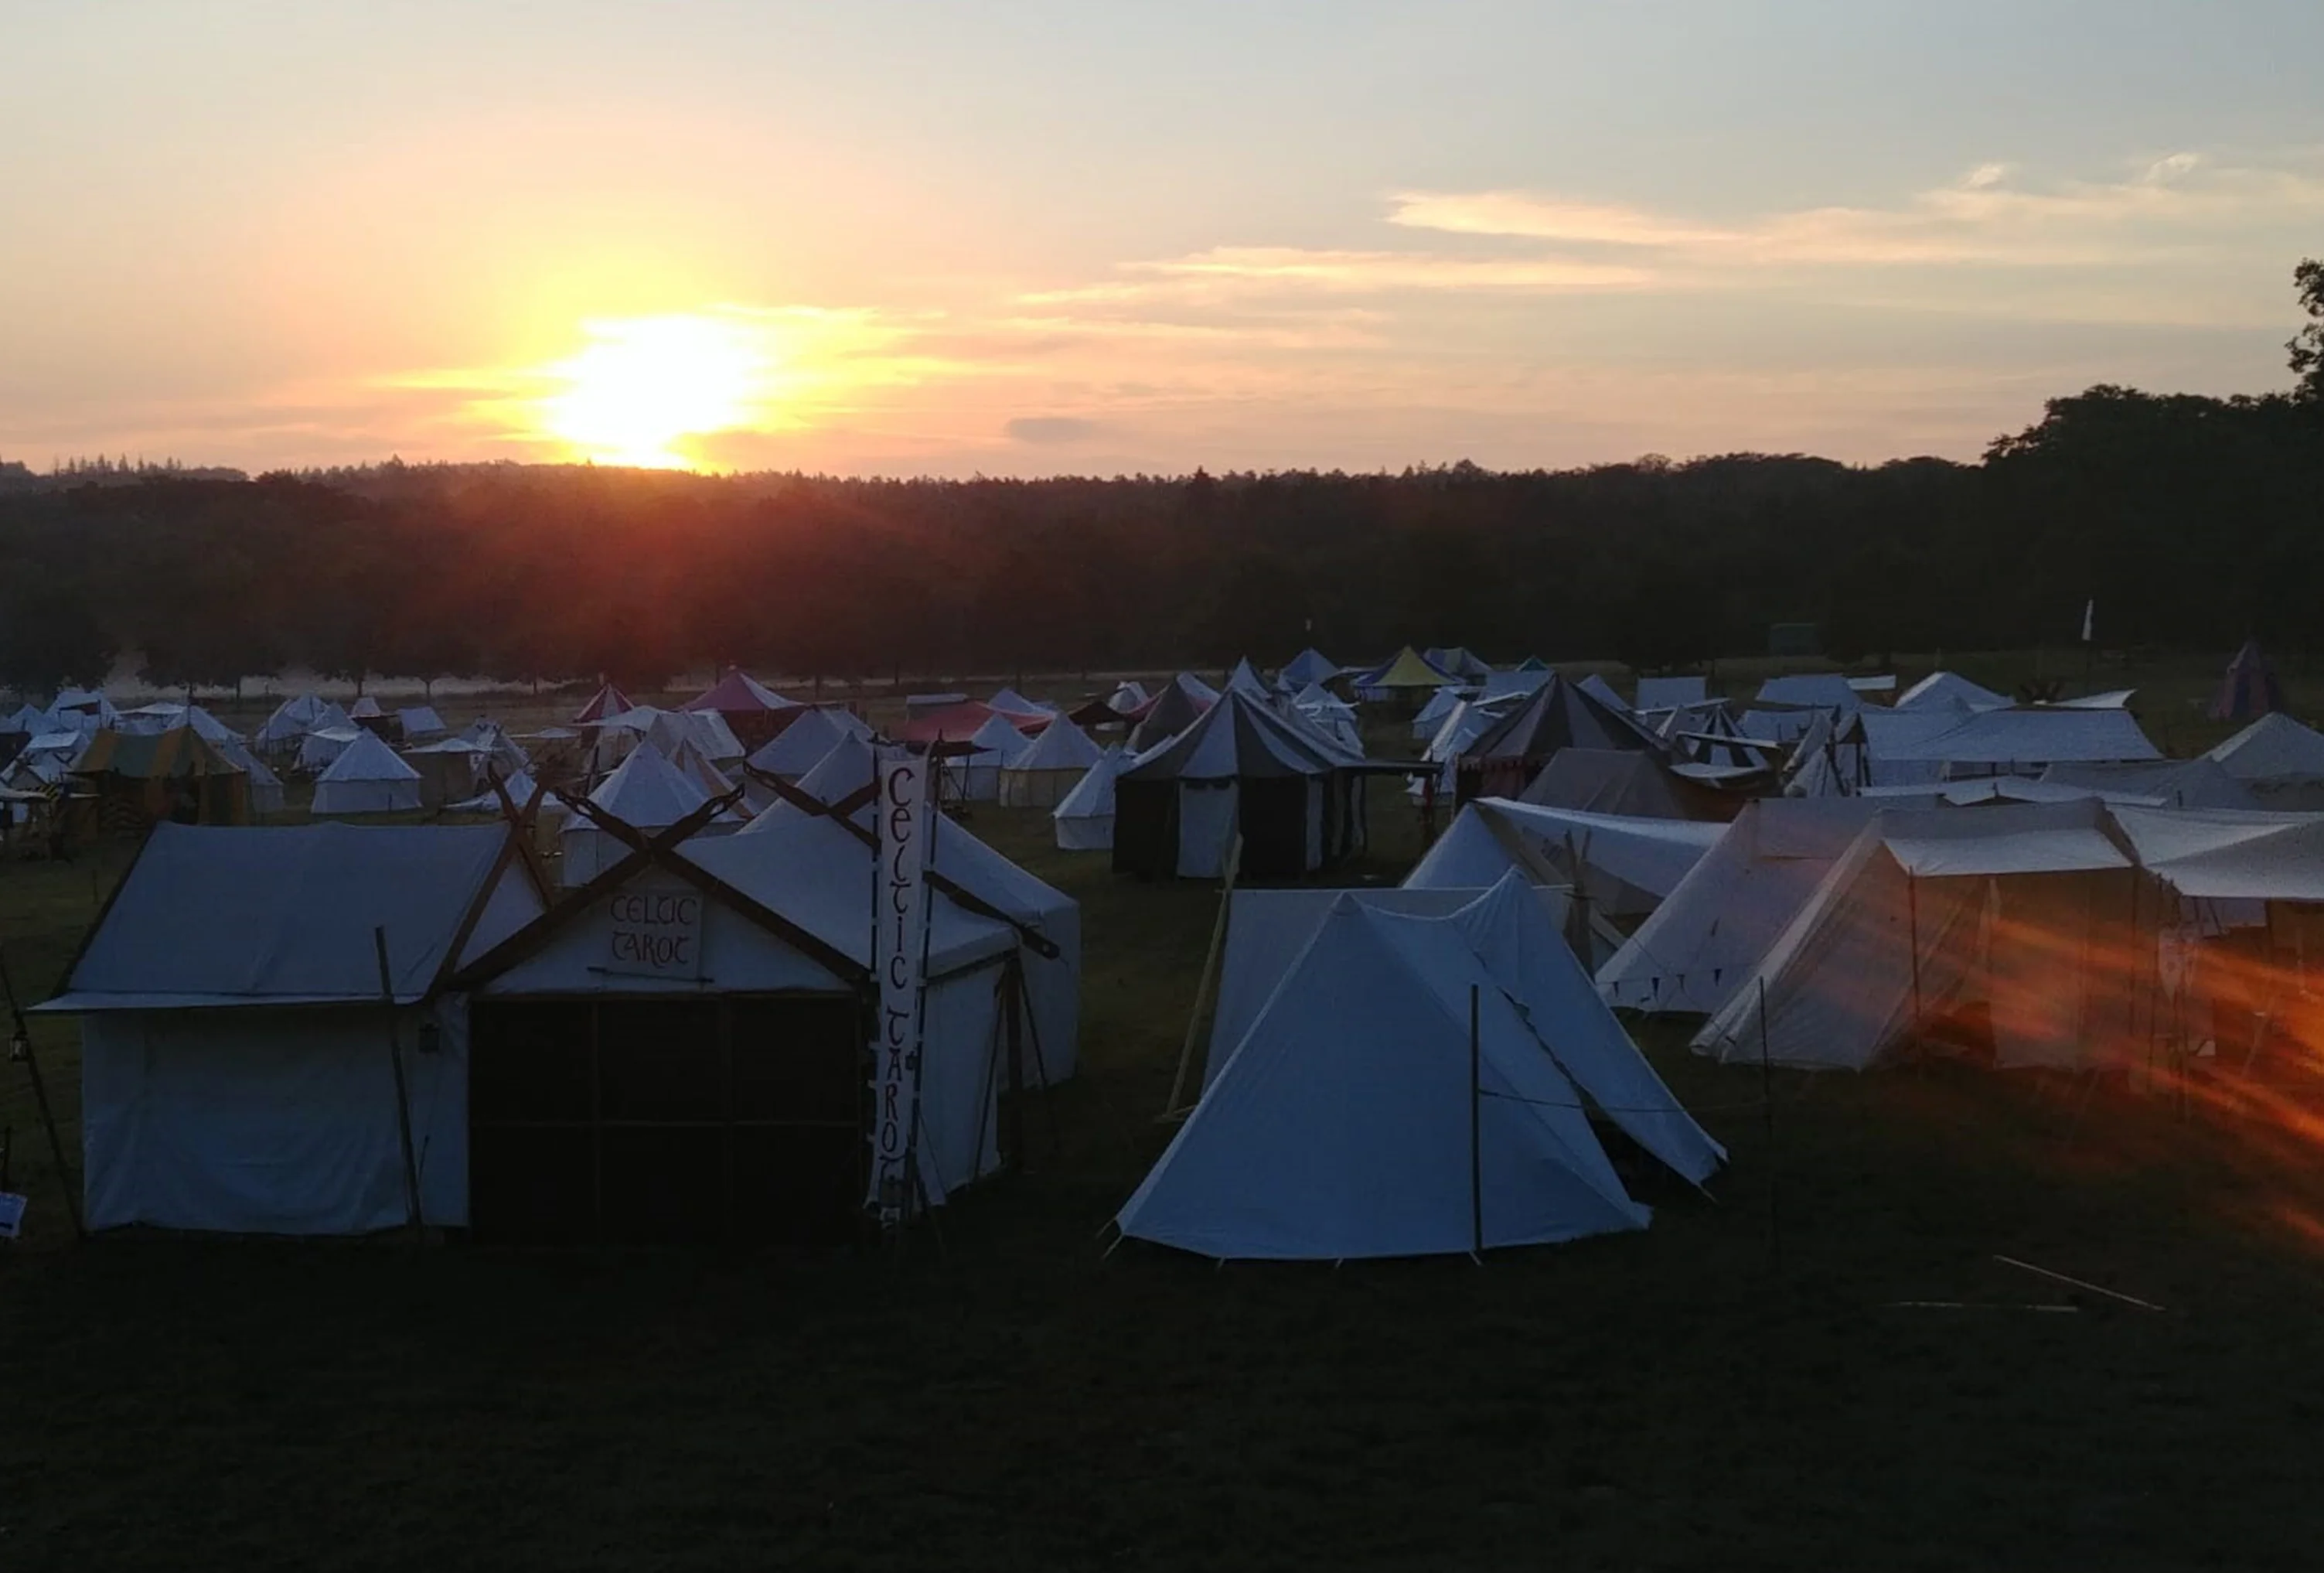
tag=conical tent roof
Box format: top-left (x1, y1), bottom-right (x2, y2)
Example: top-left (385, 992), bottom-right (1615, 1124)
top-left (1122, 690), bottom-right (1353, 783)
top-left (1007, 713), bottom-right (1102, 772)
top-left (745, 706), bottom-right (858, 778)
top-left (741, 732), bottom-right (876, 833)
top-left (1172, 670), bottom-right (1222, 705)
top-left (965, 712), bottom-right (1027, 756)
top-left (572, 681), bottom-right (633, 725)
top-left (1278, 648), bottom-right (1340, 689)
top-left (1517, 748), bottom-right (1694, 818)
top-left (348, 695), bottom-right (384, 720)
top-left (1225, 658), bottom-right (1272, 701)
top-left (1116, 895), bottom-right (1651, 1260)
top-left (586, 742), bottom-right (711, 827)
top-left (1515, 656), bottom-right (1550, 672)
top-left (667, 738), bottom-right (736, 800)
top-left (2210, 639), bottom-right (2287, 722)
top-left (1054, 743), bottom-right (1124, 824)
top-left (1126, 677), bottom-right (1211, 752)
top-left (683, 668), bottom-right (797, 715)
top-left (1356, 646), bottom-right (1457, 691)
top-left (1464, 674), bottom-right (1662, 764)
top-left (1576, 673), bottom-right (1629, 712)
top-left (987, 687), bottom-right (1048, 718)
top-left (318, 728), bottom-right (418, 784)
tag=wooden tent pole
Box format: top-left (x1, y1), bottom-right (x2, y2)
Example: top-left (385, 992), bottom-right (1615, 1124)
top-left (373, 926), bottom-right (425, 1239)
top-left (1162, 832), bottom-right (1242, 1119)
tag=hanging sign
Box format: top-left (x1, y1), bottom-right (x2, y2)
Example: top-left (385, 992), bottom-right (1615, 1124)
top-left (604, 880), bottom-right (706, 979)
top-left (870, 743), bottom-right (933, 1223)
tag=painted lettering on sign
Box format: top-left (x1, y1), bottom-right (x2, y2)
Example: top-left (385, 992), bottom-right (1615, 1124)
top-left (870, 744), bottom-right (932, 1223)
top-left (604, 885), bottom-right (706, 979)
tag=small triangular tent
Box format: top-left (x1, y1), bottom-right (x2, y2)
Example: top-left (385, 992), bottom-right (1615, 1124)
top-left (312, 730), bottom-right (421, 815)
top-left (1116, 691), bottom-right (1365, 879)
top-left (988, 686), bottom-right (1049, 718)
top-left (397, 705), bottom-right (447, 741)
top-left (2210, 640), bottom-right (2286, 722)
top-left (1126, 674), bottom-right (1214, 753)
top-left (1518, 748), bottom-right (1697, 819)
top-left (1053, 744), bottom-right (1125, 851)
top-left (1457, 674), bottom-right (1664, 804)
top-left (561, 744), bottom-right (729, 884)
top-left (572, 681), bottom-right (633, 725)
top-left (943, 713), bottom-right (1031, 804)
top-left (741, 732), bottom-right (877, 833)
top-left (1115, 894), bottom-right (1651, 1260)
top-left (1000, 714), bottom-right (1104, 807)
top-left (348, 695), bottom-right (385, 721)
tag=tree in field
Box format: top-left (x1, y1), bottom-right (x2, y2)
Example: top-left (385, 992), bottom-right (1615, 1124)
top-left (2292, 258), bottom-right (2324, 401)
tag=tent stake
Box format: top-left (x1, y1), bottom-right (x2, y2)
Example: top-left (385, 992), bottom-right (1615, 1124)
top-left (1469, 983), bottom-right (1484, 1261)
top-left (373, 927), bottom-right (425, 1240)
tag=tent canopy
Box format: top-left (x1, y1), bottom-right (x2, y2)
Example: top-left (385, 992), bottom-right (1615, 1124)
top-left (683, 668), bottom-right (798, 715)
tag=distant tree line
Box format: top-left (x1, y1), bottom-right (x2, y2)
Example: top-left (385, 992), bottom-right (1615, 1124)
top-left (0, 266), bottom-right (2319, 698)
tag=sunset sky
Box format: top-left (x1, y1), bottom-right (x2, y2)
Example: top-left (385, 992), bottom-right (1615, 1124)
top-left (9, 1), bottom-right (2324, 476)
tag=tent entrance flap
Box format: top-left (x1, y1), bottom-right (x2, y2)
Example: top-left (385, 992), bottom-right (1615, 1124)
top-left (468, 994), bottom-right (864, 1247)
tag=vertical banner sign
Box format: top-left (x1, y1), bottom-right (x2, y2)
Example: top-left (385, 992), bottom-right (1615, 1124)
top-left (871, 743), bottom-right (932, 1224)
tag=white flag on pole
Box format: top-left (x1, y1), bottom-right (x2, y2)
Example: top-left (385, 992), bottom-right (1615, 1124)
top-left (870, 742), bottom-right (932, 1224)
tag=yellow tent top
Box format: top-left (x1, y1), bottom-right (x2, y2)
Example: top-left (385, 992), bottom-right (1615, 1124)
top-left (1364, 646), bottom-right (1457, 690)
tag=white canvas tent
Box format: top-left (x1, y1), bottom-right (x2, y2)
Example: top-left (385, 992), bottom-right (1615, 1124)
top-left (1692, 801), bottom-right (2144, 1072)
top-left (1116, 890), bottom-right (1667, 1261)
top-left (561, 744), bottom-right (734, 886)
top-left (943, 712), bottom-right (1029, 804)
top-left (740, 732), bottom-right (875, 832)
top-left (297, 726), bottom-right (364, 773)
top-left (312, 731), bottom-right (423, 815)
top-left (2206, 714), bottom-right (2324, 792)
top-left (1224, 659), bottom-right (1273, 701)
top-left (1114, 690), bottom-right (1365, 880)
top-left (1895, 672), bottom-right (2012, 713)
top-left (748, 708), bottom-right (868, 783)
top-left (1408, 800), bottom-right (1722, 918)
top-left (39, 822), bottom-right (543, 1234)
top-left (397, 705), bottom-right (447, 741)
top-left (999, 714), bottom-right (1103, 807)
top-left (1053, 744), bottom-right (1125, 851)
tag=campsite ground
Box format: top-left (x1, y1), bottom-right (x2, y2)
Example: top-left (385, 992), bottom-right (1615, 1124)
top-left (7, 653), bottom-right (2324, 1568)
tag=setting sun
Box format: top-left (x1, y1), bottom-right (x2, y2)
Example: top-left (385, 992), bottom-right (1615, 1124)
top-left (536, 313), bottom-right (772, 469)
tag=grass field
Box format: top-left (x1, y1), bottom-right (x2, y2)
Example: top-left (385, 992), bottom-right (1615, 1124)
top-left (8, 656), bottom-right (2324, 1568)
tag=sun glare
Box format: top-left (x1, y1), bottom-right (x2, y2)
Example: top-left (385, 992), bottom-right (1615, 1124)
top-left (537, 313), bottom-right (772, 469)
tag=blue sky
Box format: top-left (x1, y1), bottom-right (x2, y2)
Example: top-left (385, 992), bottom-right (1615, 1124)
top-left (6, 1), bottom-right (2322, 473)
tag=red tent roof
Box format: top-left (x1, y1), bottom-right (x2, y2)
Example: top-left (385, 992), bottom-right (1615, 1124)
top-left (895, 701), bottom-right (1047, 745)
top-left (572, 681), bottom-right (633, 725)
top-left (681, 669), bottom-right (798, 715)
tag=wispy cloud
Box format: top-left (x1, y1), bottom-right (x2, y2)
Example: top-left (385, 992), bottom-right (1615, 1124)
top-left (1388, 154), bottom-right (2324, 270)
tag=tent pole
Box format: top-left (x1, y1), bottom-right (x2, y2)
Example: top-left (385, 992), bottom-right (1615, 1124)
top-left (1907, 872), bottom-right (1924, 1067)
top-left (1004, 953), bottom-right (1027, 1172)
top-left (1469, 984), bottom-right (1484, 1262)
top-left (1162, 833), bottom-right (1241, 1118)
top-left (0, 943), bottom-right (83, 1240)
top-left (373, 926), bottom-right (425, 1239)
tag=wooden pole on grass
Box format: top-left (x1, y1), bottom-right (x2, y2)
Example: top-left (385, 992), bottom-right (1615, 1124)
top-left (1162, 832), bottom-right (1242, 1119)
top-left (373, 926), bottom-right (425, 1238)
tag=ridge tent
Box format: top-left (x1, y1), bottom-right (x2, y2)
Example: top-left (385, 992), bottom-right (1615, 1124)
top-left (1597, 797), bottom-right (1912, 1016)
top-left (312, 730), bottom-right (422, 815)
top-left (348, 695), bottom-right (385, 722)
top-left (397, 705), bottom-right (447, 742)
top-left (1277, 648), bottom-right (1341, 690)
top-left (39, 821), bottom-right (544, 1234)
top-left (1870, 706), bottom-right (2162, 777)
top-left (256, 694), bottom-right (349, 753)
top-left (1053, 744), bottom-right (1126, 851)
top-left (1896, 672), bottom-right (2012, 713)
top-left (1411, 683), bottom-right (1474, 742)
top-left (1114, 690), bottom-right (1365, 880)
top-left (296, 726), bottom-right (365, 774)
top-left (2210, 639), bottom-right (2286, 722)
top-left (1456, 674), bottom-right (1664, 805)
top-left (68, 727), bottom-right (252, 831)
top-left (988, 686), bottom-right (1051, 719)
top-left (1753, 674), bottom-right (1862, 712)
top-left (1, 703), bottom-right (47, 733)
top-left (1518, 748), bottom-right (1709, 821)
top-left (404, 737), bottom-right (491, 810)
top-left (683, 667), bottom-right (801, 749)
top-left (1000, 714), bottom-right (1104, 808)
top-left (1116, 892), bottom-right (1656, 1261)
top-left (1692, 800), bottom-right (2146, 1072)
top-left (1351, 646), bottom-right (1455, 702)
top-left (1409, 799), bottom-right (1722, 920)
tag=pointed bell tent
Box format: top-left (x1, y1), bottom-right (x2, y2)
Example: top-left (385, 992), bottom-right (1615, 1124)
top-left (1053, 743), bottom-right (1126, 851)
top-left (311, 730), bottom-right (422, 815)
top-left (1457, 674), bottom-right (1665, 804)
top-left (572, 681), bottom-right (634, 725)
top-left (2210, 640), bottom-right (2288, 722)
top-left (1000, 714), bottom-right (1104, 808)
top-left (1114, 690), bottom-right (1365, 880)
